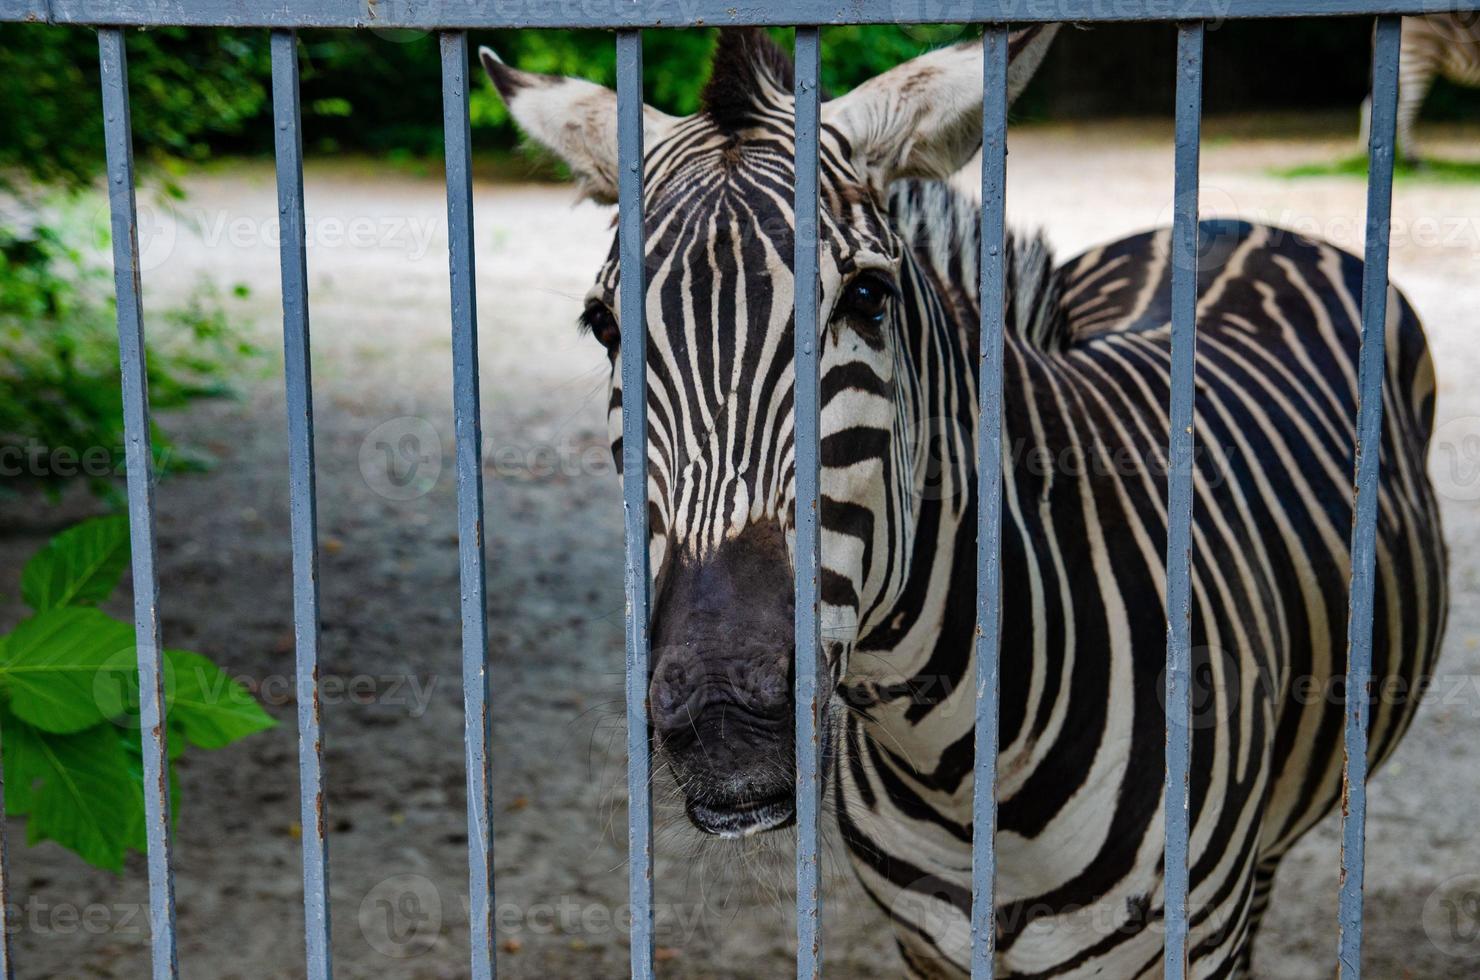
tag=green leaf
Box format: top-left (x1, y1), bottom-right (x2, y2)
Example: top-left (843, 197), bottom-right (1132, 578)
top-left (0, 608), bottom-right (136, 733)
top-left (21, 515), bottom-right (132, 612)
top-left (4, 719), bottom-right (136, 872)
top-left (118, 725), bottom-right (182, 852)
top-left (2, 709), bottom-right (44, 816)
top-left (164, 650), bottom-right (276, 749)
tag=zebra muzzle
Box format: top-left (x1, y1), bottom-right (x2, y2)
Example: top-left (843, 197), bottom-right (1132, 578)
top-left (648, 520), bottom-right (806, 838)
top-left (686, 793), bottom-right (796, 839)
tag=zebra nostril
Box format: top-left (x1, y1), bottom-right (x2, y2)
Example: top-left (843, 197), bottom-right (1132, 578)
top-left (741, 662), bottom-right (791, 719)
top-left (650, 684), bottom-right (683, 731)
top-left (650, 662), bottom-right (704, 732)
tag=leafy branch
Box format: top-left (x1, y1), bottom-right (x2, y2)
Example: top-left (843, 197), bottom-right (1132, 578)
top-left (1, 515), bottom-right (275, 871)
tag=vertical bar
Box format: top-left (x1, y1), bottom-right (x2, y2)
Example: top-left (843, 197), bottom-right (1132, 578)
top-left (1163, 22), bottom-right (1204, 980)
top-left (440, 30), bottom-right (496, 980)
top-left (971, 25), bottom-right (1010, 980)
top-left (270, 30), bottom-right (332, 980)
top-left (98, 27), bottom-right (179, 980)
top-left (0, 726), bottom-right (11, 979)
top-left (792, 25), bottom-right (824, 980)
top-left (1337, 16), bottom-right (1402, 979)
top-left (615, 29), bottom-right (654, 980)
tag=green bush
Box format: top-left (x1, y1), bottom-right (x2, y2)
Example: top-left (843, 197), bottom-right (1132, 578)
top-left (1, 515), bottom-right (276, 871)
top-left (0, 25), bottom-right (264, 503)
top-left (0, 25), bottom-right (271, 191)
top-left (0, 205), bottom-right (256, 503)
top-left (0, 23), bottom-right (990, 164)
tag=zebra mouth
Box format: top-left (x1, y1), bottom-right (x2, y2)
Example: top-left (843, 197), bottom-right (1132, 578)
top-left (686, 794), bottom-right (796, 838)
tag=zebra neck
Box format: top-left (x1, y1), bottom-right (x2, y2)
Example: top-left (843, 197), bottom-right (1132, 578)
top-left (848, 350), bottom-right (1087, 791)
top-left (849, 187), bottom-right (1092, 803)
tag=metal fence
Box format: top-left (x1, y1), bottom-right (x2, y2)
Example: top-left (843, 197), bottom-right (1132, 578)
top-left (0, 2), bottom-right (1471, 978)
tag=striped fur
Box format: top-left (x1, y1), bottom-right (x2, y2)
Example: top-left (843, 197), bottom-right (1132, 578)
top-left (486, 28), bottom-right (1447, 978)
top-left (840, 196), bottom-right (1445, 978)
top-left (1361, 13), bottom-right (1480, 162)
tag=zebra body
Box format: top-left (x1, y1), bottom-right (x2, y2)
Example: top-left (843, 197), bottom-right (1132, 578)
top-left (483, 26), bottom-right (1447, 978)
top-left (848, 190), bottom-right (1445, 977)
top-left (1362, 13), bottom-right (1480, 162)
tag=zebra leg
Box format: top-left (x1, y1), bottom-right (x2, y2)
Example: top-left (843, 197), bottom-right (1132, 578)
top-left (1235, 859), bottom-right (1281, 978)
top-left (1358, 94), bottom-right (1372, 151)
top-left (1395, 56), bottom-right (1437, 166)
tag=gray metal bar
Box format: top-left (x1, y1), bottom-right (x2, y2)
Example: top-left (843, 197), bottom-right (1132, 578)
top-left (1337, 15), bottom-right (1402, 979)
top-left (1163, 21), bottom-right (1204, 980)
top-left (615, 28), bottom-right (654, 980)
top-left (14, 0), bottom-right (1480, 28)
top-left (270, 29), bottom-right (332, 980)
top-left (793, 24), bottom-right (824, 980)
top-left (0, 727), bottom-right (11, 978)
top-left (440, 30), bottom-right (497, 980)
top-left (0, 0), bottom-right (48, 21)
top-left (98, 27), bottom-right (179, 980)
top-left (971, 25), bottom-right (1010, 980)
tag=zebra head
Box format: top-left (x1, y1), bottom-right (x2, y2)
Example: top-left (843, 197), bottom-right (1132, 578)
top-left (482, 27), bottom-right (1055, 838)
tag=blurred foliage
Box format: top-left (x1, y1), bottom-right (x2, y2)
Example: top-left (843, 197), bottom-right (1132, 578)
top-left (0, 26), bottom-right (271, 191)
top-left (0, 201), bottom-right (257, 503)
top-left (2, 20), bottom-right (1476, 168)
top-left (296, 25), bottom-right (978, 156)
top-left (1275, 154), bottom-right (1480, 182)
top-left (0, 514), bottom-right (276, 872)
top-left (0, 26), bottom-right (260, 503)
top-left (0, 24), bottom-right (974, 168)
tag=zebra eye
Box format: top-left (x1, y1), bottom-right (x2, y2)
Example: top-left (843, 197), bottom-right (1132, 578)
top-left (837, 272), bottom-right (896, 326)
top-left (580, 303), bottom-right (621, 354)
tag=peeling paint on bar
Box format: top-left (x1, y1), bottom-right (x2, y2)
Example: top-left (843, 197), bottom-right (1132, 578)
top-left (971, 25), bottom-right (1010, 980)
top-left (1163, 21), bottom-right (1203, 980)
top-left (616, 28), bottom-right (656, 980)
top-left (98, 26), bottom-right (180, 980)
top-left (270, 29), bottom-right (333, 980)
top-left (0, 0), bottom-right (49, 21)
top-left (9, 0), bottom-right (1478, 27)
top-left (1338, 15), bottom-right (1402, 979)
top-left (793, 25), bottom-right (824, 980)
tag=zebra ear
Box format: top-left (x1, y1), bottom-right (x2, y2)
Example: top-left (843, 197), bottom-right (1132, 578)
top-left (479, 47), bottom-right (678, 204)
top-left (821, 26), bottom-right (1059, 185)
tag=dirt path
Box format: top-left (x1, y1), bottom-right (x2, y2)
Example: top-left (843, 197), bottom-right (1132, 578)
top-left (2, 120), bottom-right (1477, 979)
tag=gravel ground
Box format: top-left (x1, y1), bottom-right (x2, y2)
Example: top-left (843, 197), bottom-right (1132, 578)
top-left (2, 117), bottom-right (1478, 979)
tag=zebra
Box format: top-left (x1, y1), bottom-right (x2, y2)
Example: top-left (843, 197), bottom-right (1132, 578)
top-left (482, 25), bottom-right (1447, 978)
top-left (1360, 12), bottom-right (1480, 163)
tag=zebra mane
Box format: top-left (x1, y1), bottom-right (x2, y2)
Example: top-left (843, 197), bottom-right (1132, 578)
top-left (888, 180), bottom-right (1072, 352)
top-left (1007, 231), bottom-right (1067, 351)
top-left (701, 27), bottom-right (795, 133)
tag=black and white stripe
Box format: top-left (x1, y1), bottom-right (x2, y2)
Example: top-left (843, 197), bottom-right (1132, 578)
top-left (1361, 13), bottom-right (1480, 162)
top-left (485, 27), bottom-right (1447, 978)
